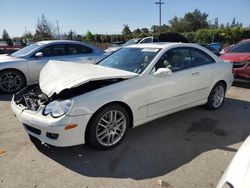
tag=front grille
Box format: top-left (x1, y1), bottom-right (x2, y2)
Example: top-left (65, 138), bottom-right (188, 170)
top-left (233, 62), bottom-right (246, 69)
top-left (24, 124), bottom-right (41, 135)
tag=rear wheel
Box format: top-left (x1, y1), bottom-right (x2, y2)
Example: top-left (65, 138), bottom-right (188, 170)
top-left (206, 82), bottom-right (226, 110)
top-left (0, 70), bottom-right (26, 93)
top-left (86, 104), bottom-right (130, 150)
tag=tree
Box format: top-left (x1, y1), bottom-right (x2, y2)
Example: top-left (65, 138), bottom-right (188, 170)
top-left (34, 14), bottom-right (55, 41)
top-left (66, 30), bottom-right (76, 40)
top-left (230, 18), bottom-right (236, 28)
top-left (2, 29), bottom-right (10, 41)
top-left (85, 31), bottom-right (94, 42)
top-left (133, 28), bottom-right (141, 35)
top-left (169, 9), bottom-right (209, 32)
top-left (141, 27), bottom-right (149, 33)
top-left (2, 29), bottom-right (12, 45)
top-left (122, 24), bottom-right (132, 35)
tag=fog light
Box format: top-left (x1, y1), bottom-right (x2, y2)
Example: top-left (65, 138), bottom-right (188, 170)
top-left (46, 132), bottom-right (59, 139)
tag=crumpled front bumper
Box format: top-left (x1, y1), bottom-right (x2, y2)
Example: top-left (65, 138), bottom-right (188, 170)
top-left (11, 98), bottom-right (92, 147)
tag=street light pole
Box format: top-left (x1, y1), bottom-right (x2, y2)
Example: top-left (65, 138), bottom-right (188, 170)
top-left (155, 0), bottom-right (164, 32)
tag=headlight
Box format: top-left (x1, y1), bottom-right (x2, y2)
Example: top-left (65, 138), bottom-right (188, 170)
top-left (44, 100), bottom-right (72, 118)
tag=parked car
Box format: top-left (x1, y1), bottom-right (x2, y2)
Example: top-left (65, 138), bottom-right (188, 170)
top-left (0, 40), bottom-right (105, 93)
top-left (201, 44), bottom-right (220, 56)
top-left (105, 36), bottom-right (158, 52)
top-left (11, 43), bottom-right (233, 149)
top-left (217, 135), bottom-right (250, 188)
top-left (220, 39), bottom-right (250, 81)
top-left (220, 44), bottom-right (235, 55)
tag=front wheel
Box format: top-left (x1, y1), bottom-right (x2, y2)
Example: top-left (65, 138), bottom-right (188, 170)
top-left (0, 70), bottom-right (26, 93)
top-left (206, 82), bottom-right (226, 110)
top-left (86, 104), bottom-right (130, 150)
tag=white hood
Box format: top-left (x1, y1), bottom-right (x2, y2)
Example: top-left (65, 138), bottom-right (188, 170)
top-left (0, 54), bottom-right (24, 63)
top-left (40, 60), bottom-right (138, 97)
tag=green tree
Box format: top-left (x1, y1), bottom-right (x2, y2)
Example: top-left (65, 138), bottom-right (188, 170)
top-left (122, 24), bottom-right (132, 35)
top-left (2, 29), bottom-right (10, 41)
top-left (34, 14), bottom-right (55, 41)
top-left (85, 31), bottom-right (94, 42)
top-left (141, 27), bottom-right (149, 33)
top-left (169, 9), bottom-right (209, 32)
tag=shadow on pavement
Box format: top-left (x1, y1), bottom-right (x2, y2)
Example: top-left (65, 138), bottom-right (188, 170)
top-left (32, 98), bottom-right (250, 180)
top-left (233, 81), bottom-right (250, 89)
top-left (0, 94), bottom-right (12, 101)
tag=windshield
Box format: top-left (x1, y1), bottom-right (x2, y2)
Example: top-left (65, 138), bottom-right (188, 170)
top-left (123, 39), bottom-right (141, 47)
top-left (229, 41), bottom-right (250, 53)
top-left (98, 47), bottom-right (160, 74)
top-left (11, 43), bottom-right (41, 57)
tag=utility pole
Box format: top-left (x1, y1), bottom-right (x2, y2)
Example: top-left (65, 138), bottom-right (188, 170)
top-left (56, 20), bottom-right (60, 40)
top-left (155, 0), bottom-right (164, 32)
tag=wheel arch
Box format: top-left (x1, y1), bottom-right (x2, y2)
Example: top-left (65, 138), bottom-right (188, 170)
top-left (0, 68), bottom-right (27, 85)
top-left (84, 101), bottom-right (134, 142)
top-left (216, 80), bottom-right (227, 90)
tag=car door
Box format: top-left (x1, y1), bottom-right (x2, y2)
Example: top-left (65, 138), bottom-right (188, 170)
top-left (27, 44), bottom-right (68, 83)
top-left (188, 47), bottom-right (215, 101)
top-left (146, 48), bottom-right (193, 118)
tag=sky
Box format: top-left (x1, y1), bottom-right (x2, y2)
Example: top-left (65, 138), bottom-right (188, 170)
top-left (0, 0), bottom-right (249, 37)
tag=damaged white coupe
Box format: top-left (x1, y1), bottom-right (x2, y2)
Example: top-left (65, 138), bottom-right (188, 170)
top-left (11, 43), bottom-right (233, 149)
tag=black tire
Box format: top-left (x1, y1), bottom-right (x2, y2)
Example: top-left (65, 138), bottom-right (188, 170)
top-left (0, 69), bottom-right (26, 94)
top-left (206, 82), bottom-right (226, 110)
top-left (86, 104), bottom-right (130, 150)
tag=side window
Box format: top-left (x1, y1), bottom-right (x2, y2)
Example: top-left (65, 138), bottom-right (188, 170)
top-left (67, 44), bottom-right (93, 55)
top-left (40, 44), bottom-right (66, 57)
top-left (154, 48), bottom-right (192, 72)
top-left (140, 38), bottom-right (152, 44)
top-left (190, 48), bottom-right (215, 67)
top-left (40, 46), bottom-right (52, 57)
top-left (51, 44), bottom-right (66, 56)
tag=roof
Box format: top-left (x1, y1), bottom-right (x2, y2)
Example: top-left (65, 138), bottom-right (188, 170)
top-left (36, 40), bottom-right (84, 45)
top-left (126, 42), bottom-right (201, 49)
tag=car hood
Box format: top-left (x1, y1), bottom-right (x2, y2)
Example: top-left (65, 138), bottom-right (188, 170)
top-left (217, 135), bottom-right (250, 188)
top-left (0, 54), bottom-right (25, 63)
top-left (220, 52), bottom-right (250, 62)
top-left (40, 60), bottom-right (138, 97)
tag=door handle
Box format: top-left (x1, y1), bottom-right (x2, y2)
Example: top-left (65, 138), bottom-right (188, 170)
top-left (192, 72), bottom-right (200, 76)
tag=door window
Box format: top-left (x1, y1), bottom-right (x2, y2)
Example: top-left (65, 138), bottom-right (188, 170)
top-left (154, 48), bottom-right (192, 72)
top-left (67, 44), bottom-right (93, 55)
top-left (189, 48), bottom-right (215, 66)
top-left (39, 44), bottom-right (67, 57)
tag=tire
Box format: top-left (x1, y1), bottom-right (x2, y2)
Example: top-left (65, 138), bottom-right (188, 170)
top-left (206, 82), bottom-right (226, 110)
top-left (0, 69), bottom-right (26, 94)
top-left (86, 104), bottom-right (130, 150)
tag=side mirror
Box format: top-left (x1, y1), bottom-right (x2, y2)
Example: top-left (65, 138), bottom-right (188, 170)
top-left (153, 68), bottom-right (172, 77)
top-left (35, 52), bottom-right (43, 58)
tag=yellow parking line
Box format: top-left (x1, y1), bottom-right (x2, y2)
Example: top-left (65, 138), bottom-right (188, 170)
top-left (0, 148), bottom-right (6, 155)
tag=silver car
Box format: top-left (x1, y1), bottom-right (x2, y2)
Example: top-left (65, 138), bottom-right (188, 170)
top-left (0, 40), bottom-right (105, 93)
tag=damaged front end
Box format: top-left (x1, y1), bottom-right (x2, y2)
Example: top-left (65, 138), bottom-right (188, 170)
top-left (13, 78), bottom-right (125, 113)
top-left (13, 84), bottom-right (49, 111)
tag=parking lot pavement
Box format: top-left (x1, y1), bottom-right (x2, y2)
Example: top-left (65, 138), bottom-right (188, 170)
top-left (0, 85), bottom-right (250, 188)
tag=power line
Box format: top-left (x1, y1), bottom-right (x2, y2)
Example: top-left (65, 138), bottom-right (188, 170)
top-left (155, 0), bottom-right (164, 32)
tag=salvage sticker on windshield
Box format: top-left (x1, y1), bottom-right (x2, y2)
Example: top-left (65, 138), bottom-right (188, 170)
top-left (141, 48), bottom-right (160, 52)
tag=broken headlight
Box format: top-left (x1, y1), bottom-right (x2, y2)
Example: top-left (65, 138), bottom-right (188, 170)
top-left (44, 100), bottom-right (72, 118)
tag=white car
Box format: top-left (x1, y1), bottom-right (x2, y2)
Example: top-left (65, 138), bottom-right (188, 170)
top-left (0, 40), bottom-right (105, 93)
top-left (105, 36), bottom-right (159, 53)
top-left (11, 43), bottom-right (233, 150)
top-left (217, 135), bottom-right (250, 188)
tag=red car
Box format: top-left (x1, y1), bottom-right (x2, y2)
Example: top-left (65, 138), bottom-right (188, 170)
top-left (220, 39), bottom-right (250, 80)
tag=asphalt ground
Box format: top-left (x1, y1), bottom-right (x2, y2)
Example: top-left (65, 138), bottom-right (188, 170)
top-left (0, 82), bottom-right (250, 188)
